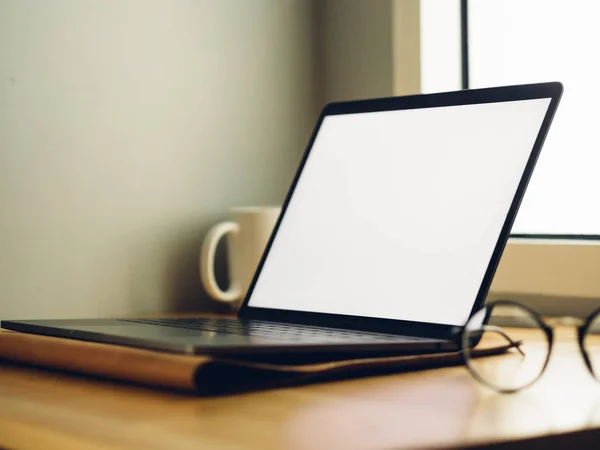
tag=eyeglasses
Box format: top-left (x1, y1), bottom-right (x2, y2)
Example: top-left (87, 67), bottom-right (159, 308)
top-left (458, 299), bottom-right (600, 393)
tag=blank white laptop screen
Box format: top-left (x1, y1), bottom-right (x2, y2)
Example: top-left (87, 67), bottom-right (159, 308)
top-left (248, 98), bottom-right (552, 326)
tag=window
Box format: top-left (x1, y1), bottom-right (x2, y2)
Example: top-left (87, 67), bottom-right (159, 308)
top-left (467, 0), bottom-right (600, 238)
top-left (419, 0), bottom-right (600, 314)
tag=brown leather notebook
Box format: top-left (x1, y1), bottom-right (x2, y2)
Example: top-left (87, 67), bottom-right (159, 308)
top-left (0, 329), bottom-right (507, 395)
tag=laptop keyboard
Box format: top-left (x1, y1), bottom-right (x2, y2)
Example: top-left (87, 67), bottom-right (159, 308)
top-left (120, 318), bottom-right (416, 343)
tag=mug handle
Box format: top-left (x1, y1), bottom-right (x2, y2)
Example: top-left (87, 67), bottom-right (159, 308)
top-left (200, 221), bottom-right (242, 303)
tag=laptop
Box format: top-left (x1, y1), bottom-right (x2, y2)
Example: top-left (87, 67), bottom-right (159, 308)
top-left (1, 82), bottom-right (563, 355)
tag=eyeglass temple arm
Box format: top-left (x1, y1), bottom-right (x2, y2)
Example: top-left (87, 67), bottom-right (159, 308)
top-left (481, 325), bottom-right (526, 356)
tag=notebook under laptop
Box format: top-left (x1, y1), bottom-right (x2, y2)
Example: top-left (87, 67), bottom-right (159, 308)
top-left (1, 83), bottom-right (563, 355)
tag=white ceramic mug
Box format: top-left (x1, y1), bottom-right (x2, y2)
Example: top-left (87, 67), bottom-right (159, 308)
top-left (200, 207), bottom-right (281, 307)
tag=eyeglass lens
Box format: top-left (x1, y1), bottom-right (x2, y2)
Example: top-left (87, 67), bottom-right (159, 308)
top-left (462, 302), bottom-right (551, 393)
top-left (583, 313), bottom-right (600, 380)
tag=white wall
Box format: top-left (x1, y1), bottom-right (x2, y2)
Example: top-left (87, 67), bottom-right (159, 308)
top-left (0, 0), bottom-right (318, 319)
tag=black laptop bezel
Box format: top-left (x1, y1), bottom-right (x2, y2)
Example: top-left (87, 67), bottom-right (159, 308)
top-left (239, 82), bottom-right (563, 341)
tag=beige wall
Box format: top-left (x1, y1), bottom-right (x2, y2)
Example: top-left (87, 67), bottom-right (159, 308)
top-left (314, 0), bottom-right (421, 102)
top-left (316, 0), bottom-right (395, 103)
top-left (0, 0), bottom-right (318, 319)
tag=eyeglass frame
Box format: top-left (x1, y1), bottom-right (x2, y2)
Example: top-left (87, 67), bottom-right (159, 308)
top-left (456, 298), bottom-right (600, 393)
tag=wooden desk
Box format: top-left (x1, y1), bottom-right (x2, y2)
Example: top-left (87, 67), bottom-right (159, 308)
top-left (1, 327), bottom-right (600, 449)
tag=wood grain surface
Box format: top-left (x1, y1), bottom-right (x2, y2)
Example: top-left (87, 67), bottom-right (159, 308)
top-left (1, 326), bottom-right (600, 449)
